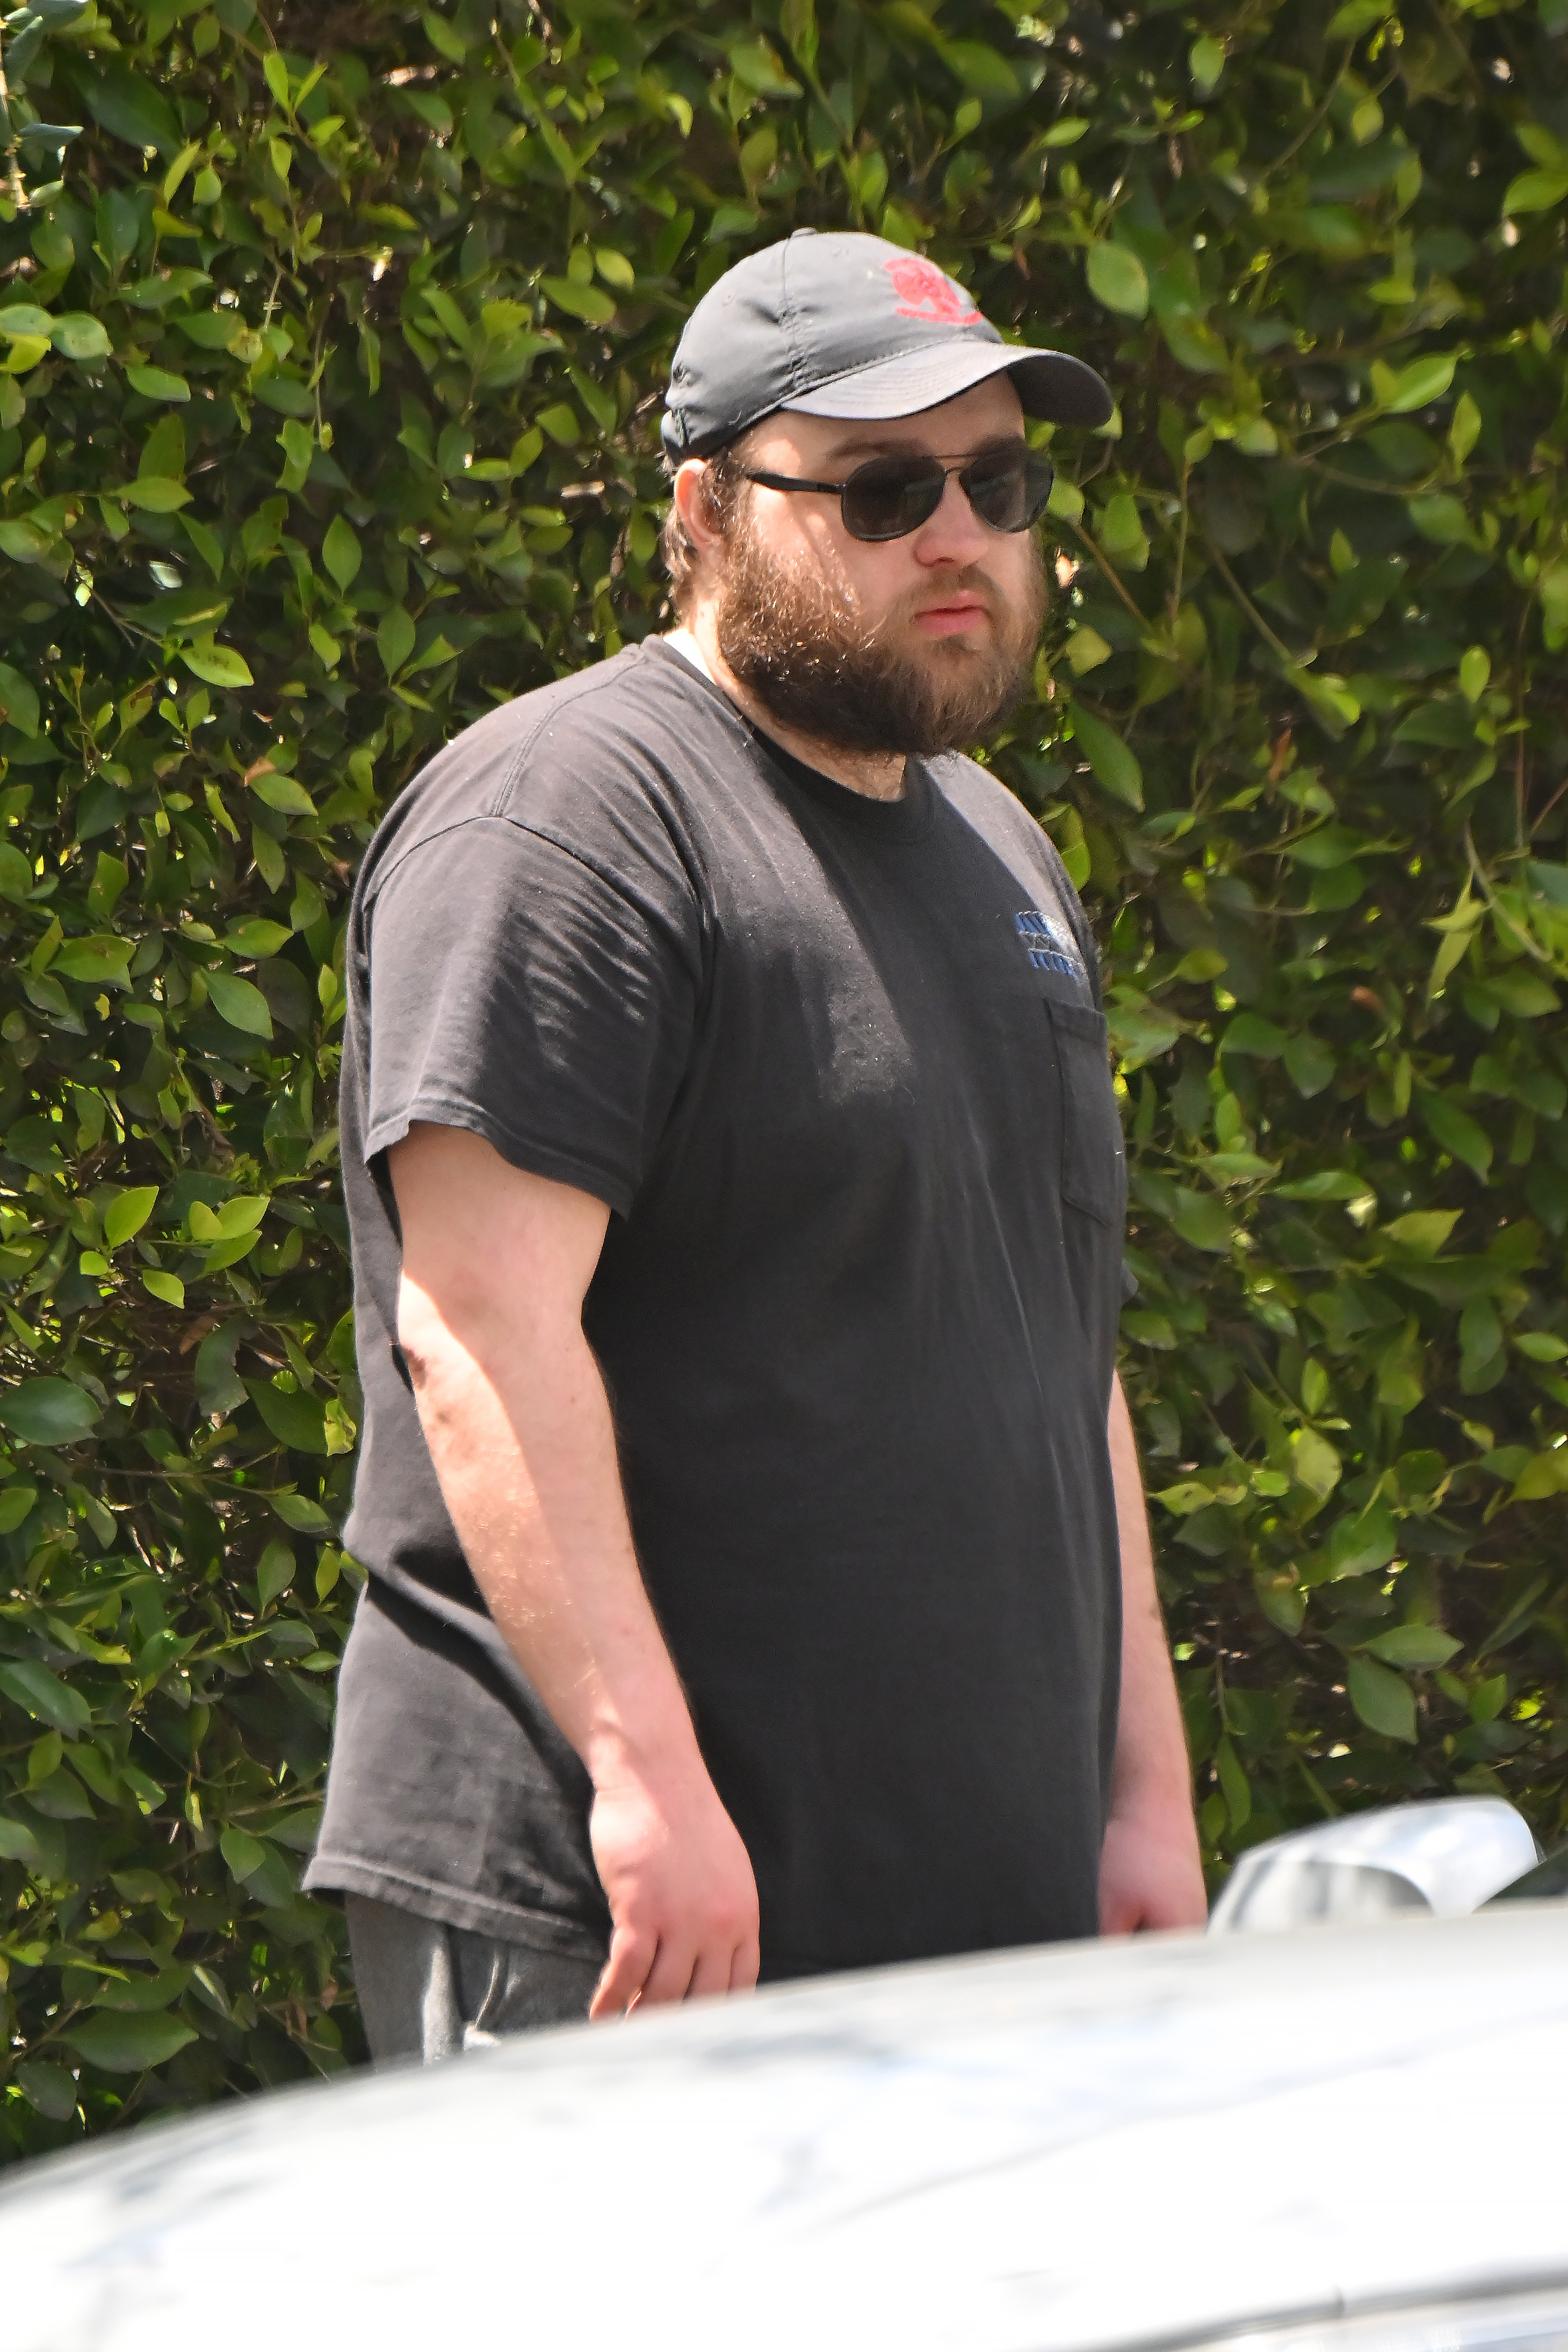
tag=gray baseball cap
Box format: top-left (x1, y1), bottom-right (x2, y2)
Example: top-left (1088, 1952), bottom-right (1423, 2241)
top-left (661, 228), bottom-right (1113, 461)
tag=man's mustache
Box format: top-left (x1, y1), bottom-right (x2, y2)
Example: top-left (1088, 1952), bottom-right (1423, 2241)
top-left (864, 567), bottom-right (1010, 643)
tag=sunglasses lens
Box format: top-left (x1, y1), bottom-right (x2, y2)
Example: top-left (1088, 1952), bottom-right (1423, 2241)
top-left (964, 450), bottom-right (1054, 531)
top-left (840, 457), bottom-right (947, 542)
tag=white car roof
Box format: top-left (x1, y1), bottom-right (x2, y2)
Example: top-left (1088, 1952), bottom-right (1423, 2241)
top-left (4, 1904), bottom-right (1567, 2352)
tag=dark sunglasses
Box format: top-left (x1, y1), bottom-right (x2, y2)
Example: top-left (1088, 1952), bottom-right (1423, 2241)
top-left (739, 445), bottom-right (1056, 544)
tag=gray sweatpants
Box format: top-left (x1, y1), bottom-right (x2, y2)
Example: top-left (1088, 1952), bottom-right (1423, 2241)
top-left (346, 1893), bottom-right (604, 2063)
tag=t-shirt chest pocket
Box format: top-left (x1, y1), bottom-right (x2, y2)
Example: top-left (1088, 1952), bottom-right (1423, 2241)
top-left (1044, 996), bottom-right (1127, 1227)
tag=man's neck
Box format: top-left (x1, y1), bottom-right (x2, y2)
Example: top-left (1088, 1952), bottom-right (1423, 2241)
top-left (663, 622), bottom-right (907, 803)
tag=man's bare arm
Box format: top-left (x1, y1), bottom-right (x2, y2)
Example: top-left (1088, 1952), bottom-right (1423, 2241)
top-left (1099, 1372), bottom-right (1208, 1933)
top-left (389, 1122), bottom-right (759, 2015)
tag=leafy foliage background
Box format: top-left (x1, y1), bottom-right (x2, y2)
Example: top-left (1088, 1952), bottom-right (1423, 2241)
top-left (0, 0), bottom-right (1564, 2161)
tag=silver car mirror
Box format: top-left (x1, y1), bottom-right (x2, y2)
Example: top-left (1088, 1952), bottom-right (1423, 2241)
top-left (1208, 1795), bottom-right (1540, 1935)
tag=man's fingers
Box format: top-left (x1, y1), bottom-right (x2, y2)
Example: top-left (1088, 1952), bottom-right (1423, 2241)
top-left (589, 1927), bottom-right (655, 2020)
top-left (686, 1942), bottom-right (742, 2000)
top-left (637, 1937), bottom-right (701, 2007)
top-left (598, 1925), bottom-right (757, 2013)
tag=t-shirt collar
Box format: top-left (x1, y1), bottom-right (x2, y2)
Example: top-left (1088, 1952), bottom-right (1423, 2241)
top-left (641, 637), bottom-right (936, 843)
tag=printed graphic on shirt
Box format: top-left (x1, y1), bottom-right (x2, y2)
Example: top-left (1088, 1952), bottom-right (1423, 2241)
top-left (1015, 907), bottom-right (1084, 980)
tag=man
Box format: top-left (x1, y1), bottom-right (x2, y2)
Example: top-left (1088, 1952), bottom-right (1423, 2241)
top-left (305, 229), bottom-right (1206, 2058)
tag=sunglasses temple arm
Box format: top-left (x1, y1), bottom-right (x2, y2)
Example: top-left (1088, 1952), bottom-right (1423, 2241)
top-left (742, 470), bottom-right (847, 496)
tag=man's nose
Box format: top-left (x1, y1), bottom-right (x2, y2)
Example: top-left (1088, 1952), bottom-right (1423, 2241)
top-left (911, 469), bottom-right (989, 564)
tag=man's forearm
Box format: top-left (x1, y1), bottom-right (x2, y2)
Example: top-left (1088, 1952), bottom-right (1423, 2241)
top-left (1107, 1374), bottom-right (1191, 1821)
top-left (398, 1293), bottom-right (696, 1785)
top-left (1101, 1374), bottom-right (1207, 1931)
top-left (389, 1126), bottom-right (760, 2011)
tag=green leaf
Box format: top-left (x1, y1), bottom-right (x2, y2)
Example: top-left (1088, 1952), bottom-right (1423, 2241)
top-left (1408, 494), bottom-right (1471, 545)
top-left (0, 1378), bottom-right (101, 1447)
top-left (220, 1822), bottom-right (267, 1880)
top-left (222, 918), bottom-right (292, 959)
top-left (1171, 1187), bottom-right (1233, 1252)
top-left (1071, 708), bottom-right (1144, 807)
top-left (1096, 491), bottom-right (1149, 570)
top-left (125, 365), bottom-right (191, 402)
top-left (539, 277), bottom-right (617, 326)
top-left (1275, 1169), bottom-right (1371, 1201)
top-left (143, 1271), bottom-right (185, 1307)
top-left (51, 314), bottom-right (112, 362)
top-left (1363, 1624), bottom-right (1462, 1669)
top-left (0, 1657), bottom-right (92, 1735)
top-left (1326, 0), bottom-right (1386, 34)
top-left (378, 607), bottom-right (416, 677)
top-left (727, 37), bottom-right (804, 95)
top-left (536, 401), bottom-right (580, 446)
top-left (0, 1484), bottom-right (37, 1533)
top-left (257, 1539), bottom-right (295, 1607)
top-left (1421, 1092), bottom-right (1493, 1178)
top-left (120, 475), bottom-right (192, 513)
top-left (0, 661), bottom-right (40, 737)
top-left (1347, 1654), bottom-right (1418, 1742)
top-left (1327, 1502), bottom-right (1398, 1578)
top-left (0, 516), bottom-right (52, 560)
top-left (322, 514), bottom-right (362, 590)
top-left (1220, 1014), bottom-right (1288, 1059)
top-left (1382, 1209), bottom-right (1460, 1257)
top-left (249, 768), bottom-right (316, 816)
top-left (104, 1185), bottom-right (159, 1248)
top-left (0, 1815), bottom-right (45, 1865)
top-left (16, 2061), bottom-right (79, 2120)
top-left (77, 62), bottom-right (184, 156)
top-left (63, 2010), bottom-right (198, 2074)
top-left (92, 1965), bottom-right (193, 2014)
top-left (1512, 1449), bottom-right (1568, 1500)
top-left (88, 852), bottom-right (129, 919)
top-left (1189, 34), bottom-right (1225, 93)
top-left (1278, 1031), bottom-right (1335, 1097)
top-left (248, 1379), bottom-right (330, 1454)
top-left (1503, 168), bottom-right (1568, 214)
top-left (1449, 392), bottom-right (1482, 464)
top-left (193, 1322), bottom-right (247, 1418)
top-left (937, 39), bottom-right (1018, 98)
top-left (272, 1490), bottom-right (334, 1534)
top-left (190, 1195), bottom-right (268, 1242)
top-left (1086, 241), bottom-right (1149, 320)
top-left (1378, 352), bottom-right (1456, 413)
top-left (0, 306), bottom-right (55, 341)
top-left (1459, 646), bottom-right (1490, 703)
top-left (1291, 1427), bottom-right (1343, 1499)
top-left (180, 639), bottom-right (254, 688)
top-left (52, 935), bottom-right (133, 985)
top-left (1213, 1733), bottom-right (1249, 1830)
top-left (206, 971), bottom-right (274, 1039)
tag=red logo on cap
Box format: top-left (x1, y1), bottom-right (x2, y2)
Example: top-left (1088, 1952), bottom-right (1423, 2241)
top-left (884, 255), bottom-right (981, 325)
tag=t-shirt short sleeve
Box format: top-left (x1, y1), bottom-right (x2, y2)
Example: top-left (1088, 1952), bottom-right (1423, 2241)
top-left (362, 815), bottom-right (701, 1216)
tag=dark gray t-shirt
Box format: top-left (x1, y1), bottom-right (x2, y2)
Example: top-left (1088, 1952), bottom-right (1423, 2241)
top-left (306, 639), bottom-right (1128, 1979)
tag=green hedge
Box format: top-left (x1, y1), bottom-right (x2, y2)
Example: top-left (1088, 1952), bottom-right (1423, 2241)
top-left (0, 0), bottom-right (1565, 2160)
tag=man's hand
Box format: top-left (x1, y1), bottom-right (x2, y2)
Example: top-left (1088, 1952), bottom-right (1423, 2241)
top-left (1099, 1801), bottom-right (1207, 1935)
top-left (1102, 1374), bottom-right (1208, 1936)
top-left (588, 1756), bottom-right (760, 2017)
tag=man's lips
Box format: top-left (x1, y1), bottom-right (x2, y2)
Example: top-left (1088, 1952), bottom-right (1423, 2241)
top-left (912, 594), bottom-right (991, 636)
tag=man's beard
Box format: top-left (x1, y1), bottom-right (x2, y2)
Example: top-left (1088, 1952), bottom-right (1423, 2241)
top-left (712, 506), bottom-right (1045, 759)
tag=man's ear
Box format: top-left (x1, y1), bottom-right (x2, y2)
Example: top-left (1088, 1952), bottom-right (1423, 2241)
top-left (672, 458), bottom-right (725, 555)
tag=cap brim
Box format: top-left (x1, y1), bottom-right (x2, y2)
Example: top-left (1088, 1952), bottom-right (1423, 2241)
top-left (782, 337), bottom-right (1114, 431)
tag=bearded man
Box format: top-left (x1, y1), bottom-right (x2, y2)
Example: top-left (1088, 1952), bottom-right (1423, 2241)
top-left (305, 229), bottom-right (1206, 2058)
